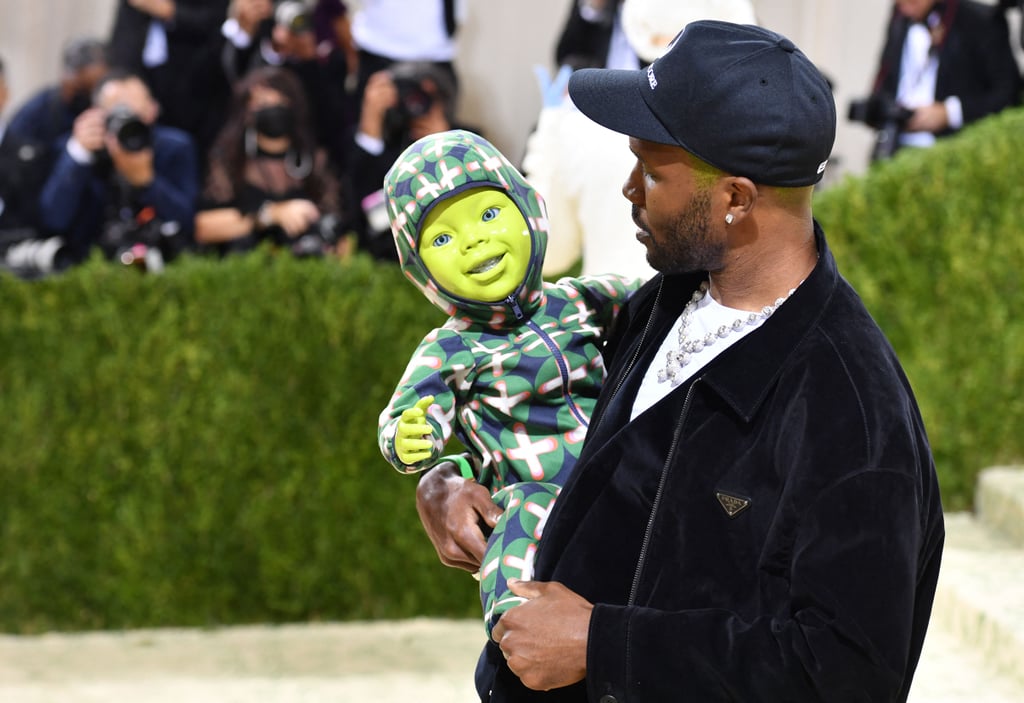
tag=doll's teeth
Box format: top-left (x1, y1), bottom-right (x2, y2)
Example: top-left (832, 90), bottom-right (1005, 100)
top-left (471, 256), bottom-right (502, 274)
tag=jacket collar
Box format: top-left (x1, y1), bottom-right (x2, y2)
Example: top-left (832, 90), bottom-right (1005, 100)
top-left (699, 221), bottom-right (836, 421)
top-left (650, 221), bottom-right (837, 423)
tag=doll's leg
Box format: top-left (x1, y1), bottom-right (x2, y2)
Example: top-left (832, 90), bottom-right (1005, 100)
top-left (479, 481), bottom-right (560, 636)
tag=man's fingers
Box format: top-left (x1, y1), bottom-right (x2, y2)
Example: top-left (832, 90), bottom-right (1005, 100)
top-left (414, 395), bottom-right (435, 413)
top-left (507, 578), bottom-right (546, 600)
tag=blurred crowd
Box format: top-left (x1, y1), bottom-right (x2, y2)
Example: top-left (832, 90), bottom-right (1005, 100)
top-left (0, 0), bottom-right (1021, 280)
top-left (0, 0), bottom-right (468, 277)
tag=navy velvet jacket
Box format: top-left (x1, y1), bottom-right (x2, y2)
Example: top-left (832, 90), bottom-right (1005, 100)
top-left (478, 224), bottom-right (945, 702)
top-left (38, 125), bottom-right (199, 261)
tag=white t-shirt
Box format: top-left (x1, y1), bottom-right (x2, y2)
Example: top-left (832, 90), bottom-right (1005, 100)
top-left (631, 289), bottom-right (768, 420)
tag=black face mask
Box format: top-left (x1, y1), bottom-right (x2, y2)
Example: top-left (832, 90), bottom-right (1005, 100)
top-left (253, 105), bottom-right (294, 139)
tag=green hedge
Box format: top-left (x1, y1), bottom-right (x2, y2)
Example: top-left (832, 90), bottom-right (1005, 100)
top-left (1, 108), bottom-right (1022, 633)
top-left (0, 251), bottom-right (480, 633)
top-left (815, 107), bottom-right (1024, 511)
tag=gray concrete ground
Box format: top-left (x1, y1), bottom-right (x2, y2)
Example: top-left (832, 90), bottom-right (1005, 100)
top-left (0, 612), bottom-right (1021, 702)
top-left (3, 478), bottom-right (1023, 702)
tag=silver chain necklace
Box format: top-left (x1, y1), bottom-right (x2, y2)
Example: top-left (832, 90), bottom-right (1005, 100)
top-left (657, 280), bottom-right (797, 386)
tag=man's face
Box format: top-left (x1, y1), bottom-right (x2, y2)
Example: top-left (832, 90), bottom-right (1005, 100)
top-left (895, 0), bottom-right (937, 22)
top-left (418, 188), bottom-right (532, 302)
top-left (0, 72), bottom-right (8, 115)
top-left (623, 138), bottom-right (726, 275)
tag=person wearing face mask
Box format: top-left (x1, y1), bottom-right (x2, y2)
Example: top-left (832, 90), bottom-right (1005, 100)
top-left (218, 0), bottom-right (355, 177)
top-left (194, 66), bottom-right (346, 259)
top-left (37, 69), bottom-right (199, 268)
top-left (8, 37), bottom-right (110, 163)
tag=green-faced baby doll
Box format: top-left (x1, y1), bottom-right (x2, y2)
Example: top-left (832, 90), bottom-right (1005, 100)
top-left (377, 129), bottom-right (641, 635)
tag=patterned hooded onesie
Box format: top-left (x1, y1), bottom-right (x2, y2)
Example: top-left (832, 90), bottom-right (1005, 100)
top-left (377, 130), bottom-right (641, 634)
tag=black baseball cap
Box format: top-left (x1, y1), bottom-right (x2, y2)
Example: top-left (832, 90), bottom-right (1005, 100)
top-left (568, 20), bottom-right (836, 187)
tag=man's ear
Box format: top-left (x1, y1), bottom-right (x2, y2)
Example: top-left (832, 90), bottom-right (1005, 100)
top-left (724, 176), bottom-right (757, 222)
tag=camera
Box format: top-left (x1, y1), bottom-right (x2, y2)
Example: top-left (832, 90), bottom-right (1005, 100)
top-left (383, 76), bottom-right (435, 144)
top-left (848, 94), bottom-right (914, 162)
top-left (100, 210), bottom-right (186, 273)
top-left (105, 104), bottom-right (152, 152)
top-left (0, 229), bottom-right (73, 280)
top-left (270, 214), bottom-right (342, 258)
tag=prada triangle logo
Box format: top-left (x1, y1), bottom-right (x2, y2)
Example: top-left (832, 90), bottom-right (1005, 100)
top-left (715, 491), bottom-right (751, 518)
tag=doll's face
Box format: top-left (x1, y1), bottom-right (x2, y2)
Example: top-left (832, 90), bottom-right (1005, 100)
top-left (418, 188), bottom-right (531, 302)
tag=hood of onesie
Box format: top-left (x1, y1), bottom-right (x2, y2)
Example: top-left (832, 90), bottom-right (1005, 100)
top-left (384, 129), bottom-right (549, 327)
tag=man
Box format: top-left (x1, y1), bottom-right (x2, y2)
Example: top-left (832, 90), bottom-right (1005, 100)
top-left (347, 61), bottom-right (460, 261)
top-left (8, 37), bottom-right (109, 159)
top-left (107, 0), bottom-right (230, 156)
top-left (855, 0), bottom-right (1021, 159)
top-left (38, 70), bottom-right (198, 265)
top-left (220, 0), bottom-right (353, 176)
top-left (414, 20), bottom-right (945, 702)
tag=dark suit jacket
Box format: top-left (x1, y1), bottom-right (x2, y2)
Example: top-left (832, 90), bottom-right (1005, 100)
top-left (871, 0), bottom-right (1022, 129)
top-left (554, 0), bottom-right (621, 70)
top-left (107, 0), bottom-right (231, 151)
top-left (38, 125), bottom-right (199, 261)
top-left (0, 127), bottom-right (50, 231)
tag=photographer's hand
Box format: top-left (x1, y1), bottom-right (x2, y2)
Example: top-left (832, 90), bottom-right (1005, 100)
top-left (905, 103), bottom-right (949, 134)
top-left (128, 0), bottom-right (176, 22)
top-left (233, 0), bottom-right (273, 36)
top-left (70, 108), bottom-right (107, 155)
top-left (358, 70), bottom-right (398, 141)
top-left (266, 199), bottom-right (320, 237)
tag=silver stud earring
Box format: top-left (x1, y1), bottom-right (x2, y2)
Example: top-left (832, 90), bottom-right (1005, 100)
top-left (725, 213), bottom-right (735, 225)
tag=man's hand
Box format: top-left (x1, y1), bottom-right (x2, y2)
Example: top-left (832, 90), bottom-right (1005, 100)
top-left (491, 580), bottom-right (592, 691)
top-left (905, 102), bottom-right (949, 134)
top-left (128, 0), bottom-right (176, 21)
top-left (264, 199), bottom-right (321, 236)
top-left (232, 0), bottom-right (274, 36)
top-left (416, 460), bottom-right (502, 572)
top-left (71, 107), bottom-right (107, 154)
top-left (358, 71), bottom-right (399, 140)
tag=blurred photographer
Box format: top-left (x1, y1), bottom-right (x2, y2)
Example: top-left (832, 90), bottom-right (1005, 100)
top-left (0, 54), bottom-right (65, 279)
top-left (348, 61), bottom-right (459, 260)
top-left (220, 0), bottom-right (354, 176)
top-left (194, 66), bottom-right (346, 259)
top-left (38, 69), bottom-right (199, 267)
top-left (8, 37), bottom-right (109, 161)
top-left (851, 0), bottom-right (1022, 161)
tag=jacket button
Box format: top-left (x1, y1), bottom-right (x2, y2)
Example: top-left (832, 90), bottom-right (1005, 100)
top-left (599, 696), bottom-right (618, 703)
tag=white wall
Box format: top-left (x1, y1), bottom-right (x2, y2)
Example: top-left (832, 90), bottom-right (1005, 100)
top-left (0, 0), bottom-right (118, 110)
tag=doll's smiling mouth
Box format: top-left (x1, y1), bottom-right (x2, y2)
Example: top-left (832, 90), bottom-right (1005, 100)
top-left (468, 255), bottom-right (504, 275)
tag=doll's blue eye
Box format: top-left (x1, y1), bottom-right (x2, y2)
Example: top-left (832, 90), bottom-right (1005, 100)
top-left (481, 206), bottom-right (499, 222)
top-left (431, 233), bottom-right (452, 247)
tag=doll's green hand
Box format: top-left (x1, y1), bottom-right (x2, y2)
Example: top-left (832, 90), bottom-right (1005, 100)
top-left (396, 395), bottom-right (437, 465)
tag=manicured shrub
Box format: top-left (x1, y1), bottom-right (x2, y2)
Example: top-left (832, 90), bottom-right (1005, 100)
top-left (815, 107), bottom-right (1024, 510)
top-left (0, 250), bottom-right (479, 633)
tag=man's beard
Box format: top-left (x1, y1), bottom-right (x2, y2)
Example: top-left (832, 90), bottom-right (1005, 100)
top-left (637, 189), bottom-right (725, 275)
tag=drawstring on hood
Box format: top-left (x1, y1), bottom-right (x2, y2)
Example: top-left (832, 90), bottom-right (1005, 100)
top-left (384, 129), bottom-right (550, 328)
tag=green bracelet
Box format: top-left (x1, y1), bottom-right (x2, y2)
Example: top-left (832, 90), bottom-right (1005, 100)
top-left (449, 454), bottom-right (476, 481)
